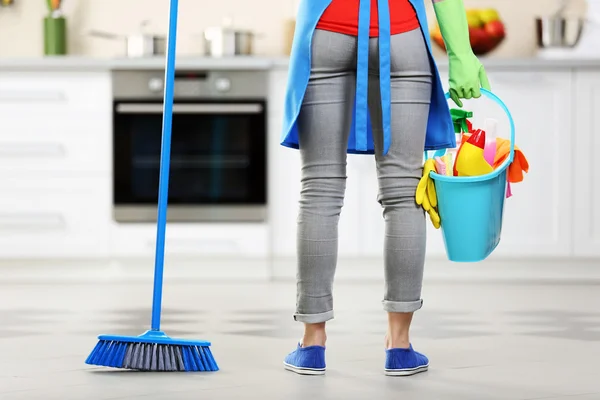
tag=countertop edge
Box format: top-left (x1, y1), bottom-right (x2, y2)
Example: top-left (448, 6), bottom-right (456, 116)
top-left (1, 56), bottom-right (600, 71)
top-left (0, 56), bottom-right (287, 71)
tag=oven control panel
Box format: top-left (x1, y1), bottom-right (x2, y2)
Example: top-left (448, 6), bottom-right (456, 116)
top-left (112, 70), bottom-right (267, 100)
top-left (214, 77), bottom-right (232, 93)
top-left (148, 77), bottom-right (164, 93)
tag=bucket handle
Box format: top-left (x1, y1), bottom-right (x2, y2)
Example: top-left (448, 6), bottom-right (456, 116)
top-left (426, 89), bottom-right (515, 166)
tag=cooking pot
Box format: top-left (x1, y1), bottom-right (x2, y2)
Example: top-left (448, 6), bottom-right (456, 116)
top-left (203, 27), bottom-right (255, 57)
top-left (89, 23), bottom-right (166, 58)
top-left (535, 16), bottom-right (585, 48)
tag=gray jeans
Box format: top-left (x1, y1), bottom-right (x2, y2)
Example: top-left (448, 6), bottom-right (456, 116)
top-left (294, 28), bottom-right (433, 323)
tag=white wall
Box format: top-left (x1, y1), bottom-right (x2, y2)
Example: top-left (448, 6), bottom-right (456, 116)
top-left (0, 0), bottom-right (587, 59)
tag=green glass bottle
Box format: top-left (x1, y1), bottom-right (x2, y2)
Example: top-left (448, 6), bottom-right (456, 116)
top-left (44, 15), bottom-right (67, 55)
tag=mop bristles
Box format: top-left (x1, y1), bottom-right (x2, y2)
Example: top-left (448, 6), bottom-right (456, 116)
top-left (85, 330), bottom-right (218, 372)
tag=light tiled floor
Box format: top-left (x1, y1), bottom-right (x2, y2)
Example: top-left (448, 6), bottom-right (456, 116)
top-left (1, 276), bottom-right (600, 399)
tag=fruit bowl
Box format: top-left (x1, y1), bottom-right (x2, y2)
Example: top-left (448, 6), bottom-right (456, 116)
top-left (430, 8), bottom-right (506, 56)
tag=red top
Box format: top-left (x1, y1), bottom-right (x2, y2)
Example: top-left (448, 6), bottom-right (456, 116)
top-left (316, 0), bottom-right (420, 37)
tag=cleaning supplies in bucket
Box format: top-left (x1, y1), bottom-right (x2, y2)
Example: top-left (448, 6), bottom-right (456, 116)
top-left (454, 128), bottom-right (494, 177)
top-left (457, 122), bottom-right (530, 188)
top-left (449, 111), bottom-right (529, 183)
top-left (434, 155), bottom-right (453, 176)
top-left (416, 88), bottom-right (530, 263)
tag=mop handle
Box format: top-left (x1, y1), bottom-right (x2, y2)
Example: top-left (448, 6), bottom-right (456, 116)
top-left (151, 0), bottom-right (179, 332)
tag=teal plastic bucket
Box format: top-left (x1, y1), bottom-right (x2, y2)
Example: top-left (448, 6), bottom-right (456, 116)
top-left (429, 89), bottom-right (515, 262)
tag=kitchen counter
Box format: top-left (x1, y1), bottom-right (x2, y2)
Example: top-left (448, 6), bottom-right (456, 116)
top-left (0, 56), bottom-right (289, 71)
top-left (2, 55), bottom-right (600, 71)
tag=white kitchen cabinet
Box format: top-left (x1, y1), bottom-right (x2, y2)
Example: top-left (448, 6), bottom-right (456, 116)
top-left (268, 112), bottom-right (299, 257)
top-left (0, 70), bottom-right (113, 260)
top-left (0, 174), bottom-right (111, 258)
top-left (573, 70), bottom-right (600, 257)
top-left (480, 71), bottom-right (572, 257)
top-left (109, 222), bottom-right (269, 258)
top-left (0, 72), bottom-right (111, 174)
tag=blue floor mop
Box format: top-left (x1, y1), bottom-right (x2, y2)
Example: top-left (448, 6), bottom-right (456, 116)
top-left (85, 0), bottom-right (218, 372)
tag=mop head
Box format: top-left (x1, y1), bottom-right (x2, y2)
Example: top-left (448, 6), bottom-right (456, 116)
top-left (85, 330), bottom-right (218, 372)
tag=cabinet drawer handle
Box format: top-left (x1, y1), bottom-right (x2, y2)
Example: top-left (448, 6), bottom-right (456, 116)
top-left (117, 103), bottom-right (263, 114)
top-left (0, 143), bottom-right (66, 158)
top-left (0, 90), bottom-right (67, 103)
top-left (0, 213), bottom-right (66, 231)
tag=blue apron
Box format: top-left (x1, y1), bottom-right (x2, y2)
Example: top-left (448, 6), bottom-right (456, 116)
top-left (280, 0), bottom-right (455, 155)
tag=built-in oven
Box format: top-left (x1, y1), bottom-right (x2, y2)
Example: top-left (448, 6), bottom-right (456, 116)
top-left (111, 69), bottom-right (267, 223)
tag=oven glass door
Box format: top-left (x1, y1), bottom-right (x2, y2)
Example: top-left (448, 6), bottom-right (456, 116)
top-left (113, 100), bottom-right (266, 209)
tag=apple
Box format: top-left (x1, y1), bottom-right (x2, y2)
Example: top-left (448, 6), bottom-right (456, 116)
top-left (479, 8), bottom-right (500, 24)
top-left (466, 10), bottom-right (483, 28)
top-left (473, 38), bottom-right (496, 55)
top-left (484, 20), bottom-right (505, 39)
top-left (469, 27), bottom-right (487, 49)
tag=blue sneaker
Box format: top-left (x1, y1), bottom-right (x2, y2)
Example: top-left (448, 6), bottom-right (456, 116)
top-left (283, 344), bottom-right (326, 375)
top-left (385, 344), bottom-right (429, 376)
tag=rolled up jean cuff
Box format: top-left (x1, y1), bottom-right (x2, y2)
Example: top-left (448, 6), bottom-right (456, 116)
top-left (382, 299), bottom-right (423, 313)
top-left (294, 310), bottom-right (334, 323)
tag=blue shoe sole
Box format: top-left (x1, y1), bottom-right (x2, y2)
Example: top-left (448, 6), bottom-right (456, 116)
top-left (284, 362), bottom-right (326, 375)
top-left (384, 363), bottom-right (429, 376)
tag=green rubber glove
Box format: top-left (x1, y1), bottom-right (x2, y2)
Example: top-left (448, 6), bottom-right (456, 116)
top-left (433, 0), bottom-right (491, 107)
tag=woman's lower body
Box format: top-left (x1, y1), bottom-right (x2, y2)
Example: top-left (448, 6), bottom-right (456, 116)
top-left (284, 27), bottom-right (432, 376)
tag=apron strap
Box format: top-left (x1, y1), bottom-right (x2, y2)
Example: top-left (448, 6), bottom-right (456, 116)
top-left (354, 0), bottom-right (371, 152)
top-left (378, 0), bottom-right (392, 156)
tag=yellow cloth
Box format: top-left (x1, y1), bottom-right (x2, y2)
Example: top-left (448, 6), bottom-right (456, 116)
top-left (416, 159), bottom-right (441, 229)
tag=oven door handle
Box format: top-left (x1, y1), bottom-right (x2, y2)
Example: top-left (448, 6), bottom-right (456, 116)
top-left (115, 103), bottom-right (263, 114)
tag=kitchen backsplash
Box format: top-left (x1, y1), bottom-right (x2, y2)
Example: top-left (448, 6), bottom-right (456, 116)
top-left (0, 0), bottom-right (587, 58)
